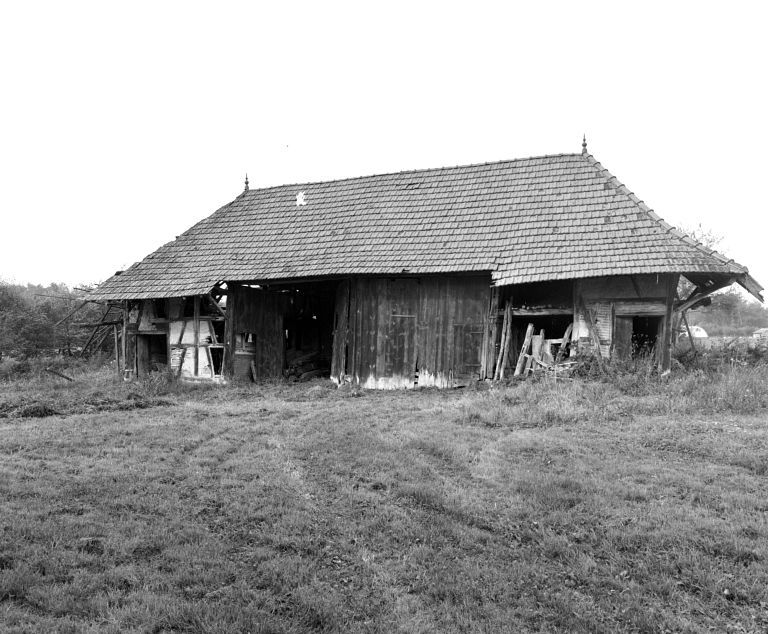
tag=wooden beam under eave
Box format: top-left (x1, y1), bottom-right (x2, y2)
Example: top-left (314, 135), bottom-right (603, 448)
top-left (675, 279), bottom-right (732, 313)
top-left (737, 273), bottom-right (764, 303)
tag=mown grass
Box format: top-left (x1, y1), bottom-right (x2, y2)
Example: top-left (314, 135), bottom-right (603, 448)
top-left (1, 365), bottom-right (767, 632)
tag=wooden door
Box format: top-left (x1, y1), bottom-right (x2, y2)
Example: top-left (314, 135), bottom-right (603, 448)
top-left (453, 323), bottom-right (484, 380)
top-left (613, 316), bottom-right (633, 360)
top-left (384, 279), bottom-right (418, 385)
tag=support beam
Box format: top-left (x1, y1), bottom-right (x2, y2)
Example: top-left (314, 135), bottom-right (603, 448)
top-left (113, 325), bottom-right (120, 377)
top-left (737, 274), bottom-right (764, 303)
top-left (207, 293), bottom-right (226, 317)
top-left (223, 287), bottom-right (237, 378)
top-left (193, 296), bottom-right (200, 377)
top-left (660, 274), bottom-right (678, 372)
top-left (675, 280), bottom-right (732, 313)
top-left (579, 297), bottom-right (605, 372)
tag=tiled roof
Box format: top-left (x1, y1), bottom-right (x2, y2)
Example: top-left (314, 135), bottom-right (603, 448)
top-left (90, 151), bottom-right (762, 300)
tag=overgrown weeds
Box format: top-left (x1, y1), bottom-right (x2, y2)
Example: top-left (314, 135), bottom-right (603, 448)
top-left (455, 361), bottom-right (768, 429)
top-left (0, 354), bottom-right (109, 381)
top-left (0, 365), bottom-right (220, 419)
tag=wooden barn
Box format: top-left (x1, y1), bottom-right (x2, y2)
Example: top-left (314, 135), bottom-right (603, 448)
top-left (89, 143), bottom-right (762, 387)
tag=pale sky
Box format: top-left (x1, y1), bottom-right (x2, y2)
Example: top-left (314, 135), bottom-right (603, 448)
top-left (2, 1), bottom-right (767, 297)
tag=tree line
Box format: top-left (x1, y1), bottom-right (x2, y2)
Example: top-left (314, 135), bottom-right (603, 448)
top-left (0, 281), bottom-right (111, 359)
top-left (686, 289), bottom-right (768, 338)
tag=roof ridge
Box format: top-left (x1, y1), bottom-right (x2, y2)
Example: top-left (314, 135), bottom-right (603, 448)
top-left (242, 152), bottom-right (584, 195)
top-left (581, 153), bottom-right (749, 275)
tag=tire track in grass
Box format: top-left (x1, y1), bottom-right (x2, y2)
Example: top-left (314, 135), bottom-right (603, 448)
top-left (168, 400), bottom-right (353, 632)
top-left (279, 396), bottom-right (545, 631)
top-left (274, 397), bottom-right (442, 630)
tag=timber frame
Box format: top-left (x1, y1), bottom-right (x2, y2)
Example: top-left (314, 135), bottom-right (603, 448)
top-left (118, 272), bottom-right (695, 385)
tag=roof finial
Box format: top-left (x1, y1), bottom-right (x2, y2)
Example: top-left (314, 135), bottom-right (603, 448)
top-left (244, 173), bottom-right (249, 191)
top-left (582, 134), bottom-right (588, 155)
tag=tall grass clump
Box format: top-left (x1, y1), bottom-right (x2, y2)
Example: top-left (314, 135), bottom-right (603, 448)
top-left (564, 353), bottom-right (768, 417)
top-left (455, 357), bottom-right (767, 429)
top-left (660, 363), bottom-right (768, 415)
top-left (0, 354), bottom-right (111, 382)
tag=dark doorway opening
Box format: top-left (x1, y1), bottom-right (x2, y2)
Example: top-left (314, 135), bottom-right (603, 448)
top-left (632, 316), bottom-right (661, 356)
top-left (136, 334), bottom-right (168, 376)
top-left (281, 281), bottom-right (338, 381)
top-left (210, 347), bottom-right (224, 376)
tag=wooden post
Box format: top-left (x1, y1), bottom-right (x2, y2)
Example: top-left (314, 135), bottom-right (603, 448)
top-left (513, 323), bottom-right (535, 377)
top-left (660, 274), bottom-right (679, 373)
top-left (223, 287), bottom-right (236, 378)
top-left (193, 296), bottom-right (200, 377)
top-left (113, 324), bottom-right (120, 378)
top-left (579, 297), bottom-right (605, 372)
top-left (121, 300), bottom-right (128, 378)
top-left (331, 280), bottom-right (351, 383)
top-left (166, 298), bottom-right (172, 373)
top-left (493, 306), bottom-right (507, 381)
top-left (498, 305), bottom-right (514, 380)
top-left (482, 286), bottom-right (500, 380)
top-left (493, 303), bottom-right (510, 380)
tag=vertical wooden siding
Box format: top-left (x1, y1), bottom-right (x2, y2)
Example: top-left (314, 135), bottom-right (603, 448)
top-left (231, 286), bottom-right (286, 380)
top-left (334, 275), bottom-right (491, 389)
top-left (574, 274), bottom-right (679, 370)
top-left (330, 280), bottom-right (350, 383)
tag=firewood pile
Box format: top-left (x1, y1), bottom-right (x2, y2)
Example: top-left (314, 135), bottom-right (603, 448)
top-left (493, 305), bottom-right (578, 380)
top-left (284, 349), bottom-right (331, 381)
top-left (514, 322), bottom-right (578, 378)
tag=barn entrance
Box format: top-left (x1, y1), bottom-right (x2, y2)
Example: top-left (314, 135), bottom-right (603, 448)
top-left (136, 333), bottom-right (168, 376)
top-left (282, 281), bottom-right (338, 381)
top-left (613, 315), bottom-right (662, 359)
top-left (230, 280), bottom-right (339, 381)
top-left (330, 276), bottom-right (491, 388)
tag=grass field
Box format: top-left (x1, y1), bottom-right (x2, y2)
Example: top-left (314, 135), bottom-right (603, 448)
top-left (1, 367), bottom-right (767, 633)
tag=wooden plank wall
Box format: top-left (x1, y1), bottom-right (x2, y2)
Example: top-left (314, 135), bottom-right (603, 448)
top-left (230, 285), bottom-right (287, 380)
top-left (330, 280), bottom-right (350, 383)
top-left (416, 277), bottom-right (488, 387)
top-left (335, 275), bottom-right (491, 389)
top-left (574, 274), bottom-right (679, 370)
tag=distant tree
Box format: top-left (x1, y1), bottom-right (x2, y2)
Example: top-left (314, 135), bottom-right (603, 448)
top-left (683, 223), bottom-right (724, 251)
top-left (0, 280), bottom-right (111, 358)
top-left (673, 224), bottom-right (768, 339)
top-left (676, 223), bottom-right (725, 301)
top-left (687, 289), bottom-right (768, 337)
